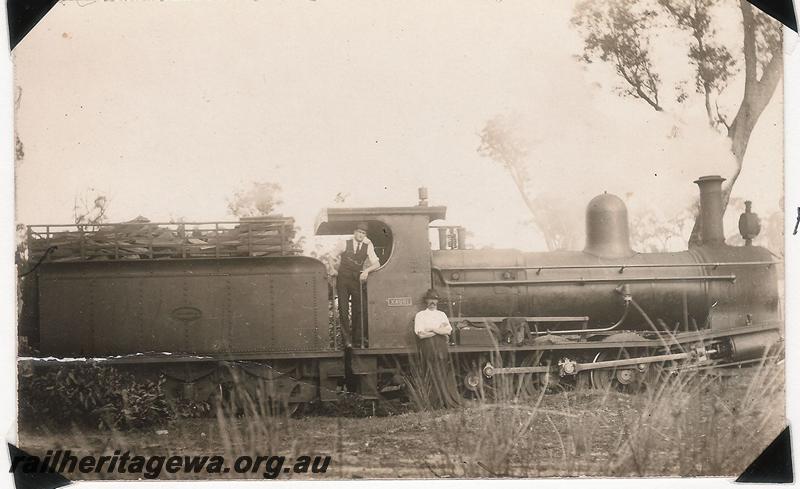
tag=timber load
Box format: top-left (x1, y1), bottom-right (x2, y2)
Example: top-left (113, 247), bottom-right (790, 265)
top-left (26, 216), bottom-right (300, 262)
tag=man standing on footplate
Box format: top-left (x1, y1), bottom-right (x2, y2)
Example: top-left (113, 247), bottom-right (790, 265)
top-left (334, 222), bottom-right (379, 349)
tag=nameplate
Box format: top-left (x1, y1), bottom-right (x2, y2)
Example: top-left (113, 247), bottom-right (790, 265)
top-left (386, 297), bottom-right (413, 307)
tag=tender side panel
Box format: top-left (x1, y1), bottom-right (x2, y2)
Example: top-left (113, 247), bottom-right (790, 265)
top-left (228, 269), bottom-right (326, 352)
top-left (38, 274), bottom-right (87, 356)
top-left (38, 257), bottom-right (331, 357)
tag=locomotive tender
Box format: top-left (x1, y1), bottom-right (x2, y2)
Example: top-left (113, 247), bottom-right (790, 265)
top-left (20, 175), bottom-right (783, 409)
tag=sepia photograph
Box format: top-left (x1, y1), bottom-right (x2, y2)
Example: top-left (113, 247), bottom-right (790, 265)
top-left (6, 0), bottom-right (797, 484)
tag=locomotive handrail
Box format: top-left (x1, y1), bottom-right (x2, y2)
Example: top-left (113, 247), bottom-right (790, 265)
top-left (451, 316), bottom-right (590, 324)
top-left (438, 275), bottom-right (737, 286)
top-left (433, 261), bottom-right (777, 274)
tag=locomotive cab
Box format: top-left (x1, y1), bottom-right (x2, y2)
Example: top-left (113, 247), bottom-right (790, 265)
top-left (315, 202), bottom-right (446, 351)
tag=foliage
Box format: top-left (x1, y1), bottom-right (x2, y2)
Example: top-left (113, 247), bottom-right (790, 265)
top-left (15, 86), bottom-right (24, 161)
top-left (15, 134), bottom-right (24, 161)
top-left (573, 0), bottom-right (663, 110)
top-left (333, 192), bottom-right (350, 204)
top-left (761, 205), bottom-right (784, 256)
top-left (225, 181), bottom-right (308, 252)
top-left (628, 197), bottom-right (783, 254)
top-left (571, 0), bottom-right (784, 224)
top-left (19, 363), bottom-right (173, 430)
top-left (477, 115), bottom-right (578, 250)
top-left (226, 182), bottom-right (284, 218)
top-left (174, 398), bottom-right (213, 418)
top-left (303, 393), bottom-right (408, 418)
top-left (309, 244), bottom-right (340, 277)
top-left (629, 204), bottom-right (696, 252)
top-left (14, 223), bottom-right (27, 274)
top-left (477, 114), bottom-right (530, 175)
top-left (73, 188), bottom-right (110, 226)
top-left (658, 0), bottom-right (736, 119)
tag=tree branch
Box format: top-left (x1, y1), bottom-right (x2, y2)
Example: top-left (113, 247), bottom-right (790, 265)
top-left (507, 164), bottom-right (537, 218)
top-left (695, 34), bottom-right (717, 128)
top-left (756, 46), bottom-right (783, 101)
top-left (740, 0), bottom-right (757, 88)
top-left (615, 51), bottom-right (663, 111)
top-left (714, 99), bottom-right (730, 130)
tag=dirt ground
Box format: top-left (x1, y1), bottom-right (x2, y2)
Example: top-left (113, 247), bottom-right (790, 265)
top-left (17, 367), bottom-right (786, 481)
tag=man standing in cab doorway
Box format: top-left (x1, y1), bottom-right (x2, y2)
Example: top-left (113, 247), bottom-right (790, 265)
top-left (334, 222), bottom-right (379, 349)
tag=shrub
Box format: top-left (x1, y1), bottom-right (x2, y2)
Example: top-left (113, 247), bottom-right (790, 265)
top-left (19, 363), bottom-right (174, 430)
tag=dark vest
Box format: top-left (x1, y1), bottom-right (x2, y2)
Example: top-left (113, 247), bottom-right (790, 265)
top-left (339, 239), bottom-right (368, 276)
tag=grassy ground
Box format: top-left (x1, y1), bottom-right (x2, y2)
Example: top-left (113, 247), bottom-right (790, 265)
top-left (17, 361), bottom-right (785, 481)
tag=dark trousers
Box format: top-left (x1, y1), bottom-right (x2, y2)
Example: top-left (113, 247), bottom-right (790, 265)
top-left (336, 273), bottom-right (364, 347)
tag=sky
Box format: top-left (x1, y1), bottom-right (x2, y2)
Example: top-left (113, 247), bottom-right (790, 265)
top-left (12, 0), bottom-right (785, 252)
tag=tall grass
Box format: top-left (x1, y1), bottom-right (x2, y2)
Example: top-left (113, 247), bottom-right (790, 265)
top-left (213, 369), bottom-right (289, 455)
top-left (17, 346), bottom-right (785, 480)
top-left (407, 347), bottom-right (786, 478)
top-left (609, 347), bottom-right (786, 476)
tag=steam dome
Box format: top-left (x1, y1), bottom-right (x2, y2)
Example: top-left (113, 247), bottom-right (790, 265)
top-left (583, 193), bottom-right (635, 259)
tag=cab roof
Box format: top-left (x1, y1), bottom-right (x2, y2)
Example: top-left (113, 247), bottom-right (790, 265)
top-left (314, 206), bottom-right (447, 235)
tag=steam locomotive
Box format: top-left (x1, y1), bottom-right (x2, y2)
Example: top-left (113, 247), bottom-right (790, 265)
top-left (19, 175), bottom-right (783, 409)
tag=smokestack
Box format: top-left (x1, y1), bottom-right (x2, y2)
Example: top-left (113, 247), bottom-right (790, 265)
top-left (694, 175), bottom-right (726, 246)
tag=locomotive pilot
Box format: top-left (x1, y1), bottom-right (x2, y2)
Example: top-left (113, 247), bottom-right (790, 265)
top-left (334, 222), bottom-right (380, 349)
top-left (413, 289), bottom-right (461, 408)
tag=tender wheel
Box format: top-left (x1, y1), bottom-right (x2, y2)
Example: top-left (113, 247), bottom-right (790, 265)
top-left (255, 377), bottom-right (310, 416)
top-left (235, 363), bottom-right (309, 416)
top-left (283, 381), bottom-right (305, 416)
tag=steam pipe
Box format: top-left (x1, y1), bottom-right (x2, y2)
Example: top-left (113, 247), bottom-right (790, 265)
top-left (531, 302), bottom-right (630, 335)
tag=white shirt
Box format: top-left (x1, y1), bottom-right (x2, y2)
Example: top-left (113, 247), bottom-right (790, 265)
top-left (331, 237), bottom-right (380, 275)
top-left (414, 308), bottom-right (453, 339)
